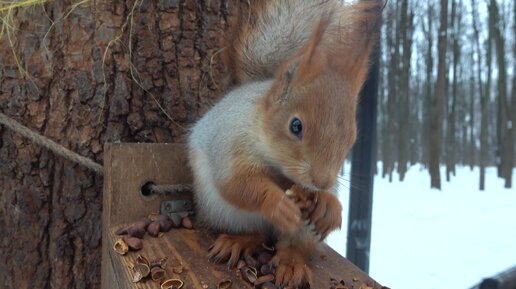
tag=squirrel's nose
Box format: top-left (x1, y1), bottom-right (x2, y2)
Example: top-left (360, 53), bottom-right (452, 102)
top-left (311, 172), bottom-right (334, 191)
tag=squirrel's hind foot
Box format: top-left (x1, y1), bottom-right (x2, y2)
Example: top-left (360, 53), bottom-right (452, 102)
top-left (271, 244), bottom-right (313, 288)
top-left (208, 233), bottom-right (265, 268)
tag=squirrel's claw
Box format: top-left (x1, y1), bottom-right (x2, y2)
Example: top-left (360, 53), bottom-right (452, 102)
top-left (308, 191), bottom-right (342, 240)
top-left (207, 233), bottom-right (264, 268)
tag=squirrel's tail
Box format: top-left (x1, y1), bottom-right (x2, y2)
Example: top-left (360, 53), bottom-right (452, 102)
top-left (224, 0), bottom-right (383, 85)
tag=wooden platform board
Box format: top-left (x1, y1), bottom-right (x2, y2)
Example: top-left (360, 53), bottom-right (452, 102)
top-left (102, 143), bottom-right (384, 289)
top-left (107, 225), bottom-right (382, 289)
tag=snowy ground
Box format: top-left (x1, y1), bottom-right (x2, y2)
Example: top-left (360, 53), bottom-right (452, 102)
top-left (327, 163), bottom-right (516, 289)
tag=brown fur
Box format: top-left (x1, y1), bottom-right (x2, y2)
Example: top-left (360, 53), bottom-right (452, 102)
top-left (219, 154), bottom-right (302, 234)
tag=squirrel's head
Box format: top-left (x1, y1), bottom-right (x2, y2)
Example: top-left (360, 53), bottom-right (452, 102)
top-left (258, 6), bottom-right (379, 191)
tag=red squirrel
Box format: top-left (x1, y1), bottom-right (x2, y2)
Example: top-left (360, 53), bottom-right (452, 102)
top-left (188, 1), bottom-right (381, 287)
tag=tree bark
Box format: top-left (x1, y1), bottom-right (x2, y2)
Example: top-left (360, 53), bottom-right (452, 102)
top-left (471, 0), bottom-right (489, 190)
top-left (421, 3), bottom-right (434, 170)
top-left (490, 0), bottom-right (513, 188)
top-left (429, 0), bottom-right (448, 189)
top-left (384, 2), bottom-right (399, 182)
top-left (397, 0), bottom-right (412, 181)
top-left (446, 0), bottom-right (459, 182)
top-left (0, 1), bottom-right (234, 288)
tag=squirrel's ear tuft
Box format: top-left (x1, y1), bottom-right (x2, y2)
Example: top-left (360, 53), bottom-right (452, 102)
top-left (267, 15), bottom-right (331, 106)
top-left (294, 14), bottom-right (331, 82)
top-left (331, 1), bottom-right (382, 96)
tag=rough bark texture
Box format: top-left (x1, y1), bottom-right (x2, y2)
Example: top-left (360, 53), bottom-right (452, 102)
top-left (0, 1), bottom-right (235, 288)
top-left (429, 0), bottom-right (448, 189)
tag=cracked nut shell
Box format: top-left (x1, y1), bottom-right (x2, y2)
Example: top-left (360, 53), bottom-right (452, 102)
top-left (114, 238), bottom-right (129, 255)
top-left (151, 266), bottom-right (166, 282)
top-left (161, 278), bottom-right (184, 289)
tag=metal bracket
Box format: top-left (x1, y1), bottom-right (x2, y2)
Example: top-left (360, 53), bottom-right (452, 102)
top-left (160, 199), bottom-right (194, 217)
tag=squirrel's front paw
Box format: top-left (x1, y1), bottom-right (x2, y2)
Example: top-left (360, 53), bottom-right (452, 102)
top-left (262, 193), bottom-right (302, 234)
top-left (309, 191), bottom-right (342, 240)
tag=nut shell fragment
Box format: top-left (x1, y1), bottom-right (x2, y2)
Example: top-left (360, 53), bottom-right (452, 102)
top-left (134, 263), bottom-right (150, 278)
top-left (114, 238), bottom-right (129, 255)
top-left (136, 255), bottom-right (150, 266)
top-left (241, 266), bottom-right (258, 284)
top-left (217, 279), bottom-right (232, 289)
top-left (132, 271), bottom-right (143, 283)
top-left (150, 257), bottom-right (168, 269)
top-left (161, 278), bottom-right (184, 289)
top-left (151, 266), bottom-right (166, 282)
top-left (132, 263), bottom-right (150, 282)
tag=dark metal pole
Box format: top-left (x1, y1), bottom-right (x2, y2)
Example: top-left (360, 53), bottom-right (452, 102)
top-left (346, 41), bottom-right (380, 273)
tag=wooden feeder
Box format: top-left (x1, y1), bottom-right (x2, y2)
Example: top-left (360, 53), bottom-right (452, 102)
top-left (101, 143), bottom-right (384, 289)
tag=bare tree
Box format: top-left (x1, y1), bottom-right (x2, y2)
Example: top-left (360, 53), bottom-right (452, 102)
top-left (429, 0), bottom-right (448, 189)
top-left (490, 0), bottom-right (513, 188)
top-left (472, 0), bottom-right (489, 190)
top-left (397, 0), bottom-right (413, 181)
top-left (421, 3), bottom-right (435, 170)
top-left (445, 0), bottom-right (461, 182)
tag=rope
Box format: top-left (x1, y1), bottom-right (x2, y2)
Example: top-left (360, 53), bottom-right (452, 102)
top-left (0, 112), bottom-right (104, 175)
top-left (148, 184), bottom-right (192, 195)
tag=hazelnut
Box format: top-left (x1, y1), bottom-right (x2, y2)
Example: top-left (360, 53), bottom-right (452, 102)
top-left (134, 217), bottom-right (151, 230)
top-left (181, 216), bottom-right (193, 229)
top-left (127, 226), bottom-right (146, 239)
top-left (147, 221), bottom-right (160, 237)
top-left (158, 214), bottom-right (174, 232)
top-left (124, 237), bottom-right (143, 251)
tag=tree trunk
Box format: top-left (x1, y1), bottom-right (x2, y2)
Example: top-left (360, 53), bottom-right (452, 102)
top-left (397, 0), bottom-right (412, 181)
top-left (0, 1), bottom-right (234, 288)
top-left (422, 3), bottom-right (434, 170)
top-left (446, 0), bottom-right (459, 181)
top-left (513, 0), bottom-right (516, 169)
top-left (384, 2), bottom-right (399, 183)
top-left (429, 0), bottom-right (448, 189)
top-left (490, 0), bottom-right (513, 188)
top-left (471, 0), bottom-right (489, 190)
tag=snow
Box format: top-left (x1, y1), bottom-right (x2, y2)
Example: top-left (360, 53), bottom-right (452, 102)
top-left (327, 163), bottom-right (516, 289)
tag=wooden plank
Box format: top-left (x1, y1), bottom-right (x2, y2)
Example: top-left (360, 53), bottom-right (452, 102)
top-left (108, 226), bottom-right (383, 289)
top-left (102, 143), bottom-right (192, 289)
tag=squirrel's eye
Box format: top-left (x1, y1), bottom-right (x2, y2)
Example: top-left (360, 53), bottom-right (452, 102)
top-left (289, 117), bottom-right (303, 139)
